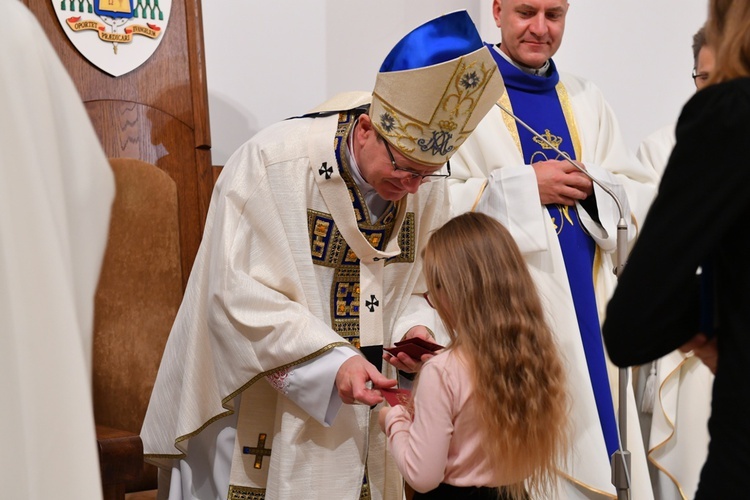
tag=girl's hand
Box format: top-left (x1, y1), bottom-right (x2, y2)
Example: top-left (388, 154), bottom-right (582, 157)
top-left (378, 405), bottom-right (391, 432)
top-left (383, 325), bottom-right (439, 373)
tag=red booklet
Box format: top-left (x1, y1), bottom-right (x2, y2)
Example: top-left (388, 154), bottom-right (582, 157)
top-left (383, 336), bottom-right (444, 359)
top-left (381, 387), bottom-right (412, 406)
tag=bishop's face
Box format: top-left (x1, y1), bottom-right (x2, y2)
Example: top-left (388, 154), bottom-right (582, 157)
top-left (353, 114), bottom-right (443, 201)
top-left (494, 0), bottom-right (569, 69)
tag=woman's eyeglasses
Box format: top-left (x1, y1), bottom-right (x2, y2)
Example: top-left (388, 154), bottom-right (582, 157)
top-left (691, 68), bottom-right (709, 88)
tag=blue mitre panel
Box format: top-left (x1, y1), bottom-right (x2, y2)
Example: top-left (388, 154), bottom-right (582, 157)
top-left (379, 10), bottom-right (483, 72)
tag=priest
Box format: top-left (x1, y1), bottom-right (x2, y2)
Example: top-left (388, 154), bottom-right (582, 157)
top-left (448, 1), bottom-right (658, 498)
top-left (141, 10), bottom-right (503, 500)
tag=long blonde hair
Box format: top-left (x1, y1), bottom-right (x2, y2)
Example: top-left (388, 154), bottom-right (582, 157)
top-left (706, 0), bottom-right (750, 84)
top-left (422, 212), bottom-right (568, 499)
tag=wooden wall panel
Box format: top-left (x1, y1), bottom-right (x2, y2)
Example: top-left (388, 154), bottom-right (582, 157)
top-left (23, 0), bottom-right (213, 283)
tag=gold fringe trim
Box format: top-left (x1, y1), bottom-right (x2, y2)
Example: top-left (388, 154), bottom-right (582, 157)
top-left (557, 471), bottom-right (617, 499)
top-left (646, 356), bottom-right (691, 500)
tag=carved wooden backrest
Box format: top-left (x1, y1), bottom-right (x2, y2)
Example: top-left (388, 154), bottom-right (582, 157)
top-left (23, 0), bottom-right (213, 287)
top-left (93, 158), bottom-right (182, 437)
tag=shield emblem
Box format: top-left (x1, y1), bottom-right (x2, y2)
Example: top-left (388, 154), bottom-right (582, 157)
top-left (52, 0), bottom-right (172, 77)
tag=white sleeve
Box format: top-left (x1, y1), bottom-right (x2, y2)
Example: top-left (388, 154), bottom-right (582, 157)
top-left (476, 165), bottom-right (551, 255)
top-left (267, 346), bottom-right (359, 426)
top-left (576, 163), bottom-right (635, 251)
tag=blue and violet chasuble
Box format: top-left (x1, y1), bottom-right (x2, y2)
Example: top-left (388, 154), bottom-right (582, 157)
top-left (490, 45), bottom-right (619, 458)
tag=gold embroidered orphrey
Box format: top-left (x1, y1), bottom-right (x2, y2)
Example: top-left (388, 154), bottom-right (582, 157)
top-left (308, 109), bottom-right (416, 347)
top-left (52, 0), bottom-right (172, 77)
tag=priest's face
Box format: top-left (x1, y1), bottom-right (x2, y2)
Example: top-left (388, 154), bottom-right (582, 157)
top-left (494, 0), bottom-right (569, 69)
top-left (354, 114), bottom-right (442, 201)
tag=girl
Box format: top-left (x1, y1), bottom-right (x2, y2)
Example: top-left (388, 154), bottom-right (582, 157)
top-left (379, 212), bottom-right (568, 500)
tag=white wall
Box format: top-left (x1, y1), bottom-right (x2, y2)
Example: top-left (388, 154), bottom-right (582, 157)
top-left (203, 1), bottom-right (707, 166)
top-left (553, 0), bottom-right (708, 152)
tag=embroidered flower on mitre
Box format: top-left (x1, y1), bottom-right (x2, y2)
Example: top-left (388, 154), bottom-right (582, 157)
top-left (375, 105), bottom-right (420, 156)
top-left (379, 112), bottom-right (396, 133)
top-left (266, 369), bottom-right (290, 395)
top-left (459, 71), bottom-right (481, 89)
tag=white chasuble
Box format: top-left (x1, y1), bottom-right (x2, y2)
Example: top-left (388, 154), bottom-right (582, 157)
top-left (641, 352), bottom-right (712, 500)
top-left (450, 72), bottom-right (658, 499)
top-left (142, 93), bottom-right (448, 500)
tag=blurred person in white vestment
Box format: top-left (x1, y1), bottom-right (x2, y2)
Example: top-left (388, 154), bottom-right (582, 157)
top-left (637, 26), bottom-right (716, 177)
top-left (633, 25), bottom-right (715, 500)
top-left (0, 1), bottom-right (115, 499)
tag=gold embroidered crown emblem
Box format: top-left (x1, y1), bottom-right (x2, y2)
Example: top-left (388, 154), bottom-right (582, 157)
top-left (533, 129), bottom-right (563, 149)
top-left (439, 120), bottom-right (458, 132)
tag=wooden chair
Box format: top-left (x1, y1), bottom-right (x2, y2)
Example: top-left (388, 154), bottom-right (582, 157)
top-left (93, 158), bottom-right (184, 499)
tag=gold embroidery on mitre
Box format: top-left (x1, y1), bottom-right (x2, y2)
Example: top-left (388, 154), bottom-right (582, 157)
top-left (374, 58), bottom-right (498, 165)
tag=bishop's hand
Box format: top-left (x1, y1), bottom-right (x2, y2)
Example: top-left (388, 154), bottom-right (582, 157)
top-left (335, 355), bottom-right (397, 406)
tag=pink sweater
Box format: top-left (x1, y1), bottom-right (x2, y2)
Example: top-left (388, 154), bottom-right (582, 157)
top-left (384, 349), bottom-right (515, 493)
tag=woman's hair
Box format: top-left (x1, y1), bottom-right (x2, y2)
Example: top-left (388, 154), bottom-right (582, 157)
top-left (422, 212), bottom-right (568, 499)
top-left (706, 0), bottom-right (750, 83)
